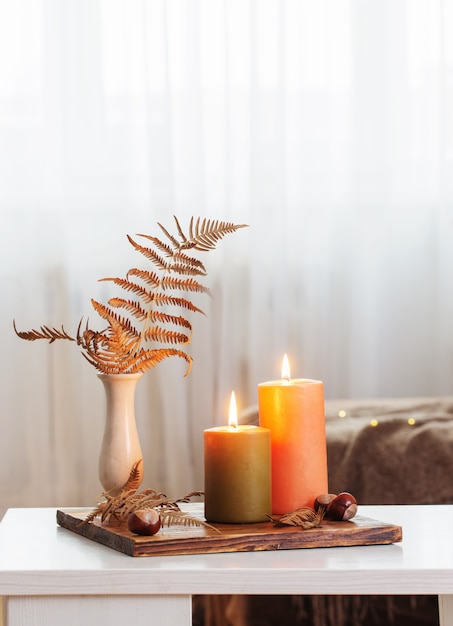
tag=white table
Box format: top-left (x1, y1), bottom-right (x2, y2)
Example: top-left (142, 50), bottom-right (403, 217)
top-left (0, 505), bottom-right (451, 626)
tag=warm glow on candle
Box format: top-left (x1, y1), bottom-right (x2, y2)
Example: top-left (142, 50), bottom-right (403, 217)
top-left (228, 391), bottom-right (238, 428)
top-left (258, 361), bottom-right (328, 513)
top-left (281, 353), bottom-right (291, 381)
top-left (204, 389), bottom-right (272, 523)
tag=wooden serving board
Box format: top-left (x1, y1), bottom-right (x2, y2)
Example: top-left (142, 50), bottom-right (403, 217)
top-left (56, 504), bottom-right (402, 557)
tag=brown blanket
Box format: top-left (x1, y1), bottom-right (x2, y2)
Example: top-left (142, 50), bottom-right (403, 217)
top-left (324, 396), bottom-right (453, 504)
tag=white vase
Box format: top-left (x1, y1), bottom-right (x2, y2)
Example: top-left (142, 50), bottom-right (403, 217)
top-left (98, 372), bottom-right (144, 495)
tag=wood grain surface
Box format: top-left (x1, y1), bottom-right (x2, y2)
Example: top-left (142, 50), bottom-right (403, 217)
top-left (56, 503), bottom-right (402, 557)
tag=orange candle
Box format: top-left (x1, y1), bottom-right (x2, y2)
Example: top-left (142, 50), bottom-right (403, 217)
top-left (204, 392), bottom-right (271, 523)
top-left (258, 355), bottom-right (328, 514)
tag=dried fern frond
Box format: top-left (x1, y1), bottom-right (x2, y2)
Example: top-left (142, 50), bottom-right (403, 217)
top-left (14, 216), bottom-right (248, 375)
top-left (138, 234), bottom-right (174, 258)
top-left (147, 311), bottom-right (193, 330)
top-left (125, 348), bottom-right (193, 376)
top-left (160, 276), bottom-right (210, 294)
top-left (152, 294), bottom-right (205, 314)
top-left (13, 320), bottom-right (75, 343)
top-left (92, 489), bottom-right (170, 525)
top-left (89, 300), bottom-right (141, 338)
top-left (82, 345), bottom-right (193, 376)
top-left (158, 220), bottom-right (181, 248)
top-left (126, 268), bottom-right (161, 287)
top-left (171, 251), bottom-right (207, 275)
top-left (142, 327), bottom-right (190, 345)
top-left (191, 218), bottom-right (240, 251)
top-left (107, 298), bottom-right (149, 322)
top-left (85, 484), bottom-right (215, 532)
top-left (270, 506), bottom-right (326, 530)
top-left (108, 301), bottom-right (193, 334)
top-left (174, 490), bottom-right (205, 504)
top-left (121, 459), bottom-right (144, 493)
top-left (159, 508), bottom-right (219, 533)
top-left (131, 243), bottom-right (208, 276)
top-left (126, 236), bottom-right (169, 270)
top-left (100, 277), bottom-right (154, 304)
top-left (84, 504), bottom-right (107, 525)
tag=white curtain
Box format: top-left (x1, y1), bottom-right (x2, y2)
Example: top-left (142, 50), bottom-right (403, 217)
top-left (1, 0), bottom-right (453, 516)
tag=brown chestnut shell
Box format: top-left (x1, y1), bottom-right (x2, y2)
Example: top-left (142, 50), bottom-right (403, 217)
top-left (314, 493), bottom-right (337, 512)
top-left (326, 492), bottom-right (358, 521)
top-left (127, 509), bottom-right (161, 536)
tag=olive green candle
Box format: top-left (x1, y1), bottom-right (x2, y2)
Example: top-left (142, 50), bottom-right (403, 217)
top-left (204, 424), bottom-right (272, 524)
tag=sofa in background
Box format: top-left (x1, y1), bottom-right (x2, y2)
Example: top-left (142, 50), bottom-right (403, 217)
top-left (194, 396), bottom-right (453, 626)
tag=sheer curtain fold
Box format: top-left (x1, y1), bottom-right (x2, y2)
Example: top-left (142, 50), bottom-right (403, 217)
top-left (1, 0), bottom-right (453, 514)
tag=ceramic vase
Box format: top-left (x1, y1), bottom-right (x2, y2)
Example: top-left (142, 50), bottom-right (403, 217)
top-left (98, 372), bottom-right (144, 495)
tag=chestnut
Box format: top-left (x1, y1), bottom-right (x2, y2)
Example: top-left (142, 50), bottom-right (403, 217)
top-left (326, 492), bottom-right (358, 521)
top-left (127, 509), bottom-right (161, 536)
top-left (314, 493), bottom-right (337, 512)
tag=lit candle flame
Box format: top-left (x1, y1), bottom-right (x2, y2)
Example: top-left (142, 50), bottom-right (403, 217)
top-left (228, 391), bottom-right (238, 428)
top-left (281, 353), bottom-right (291, 381)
